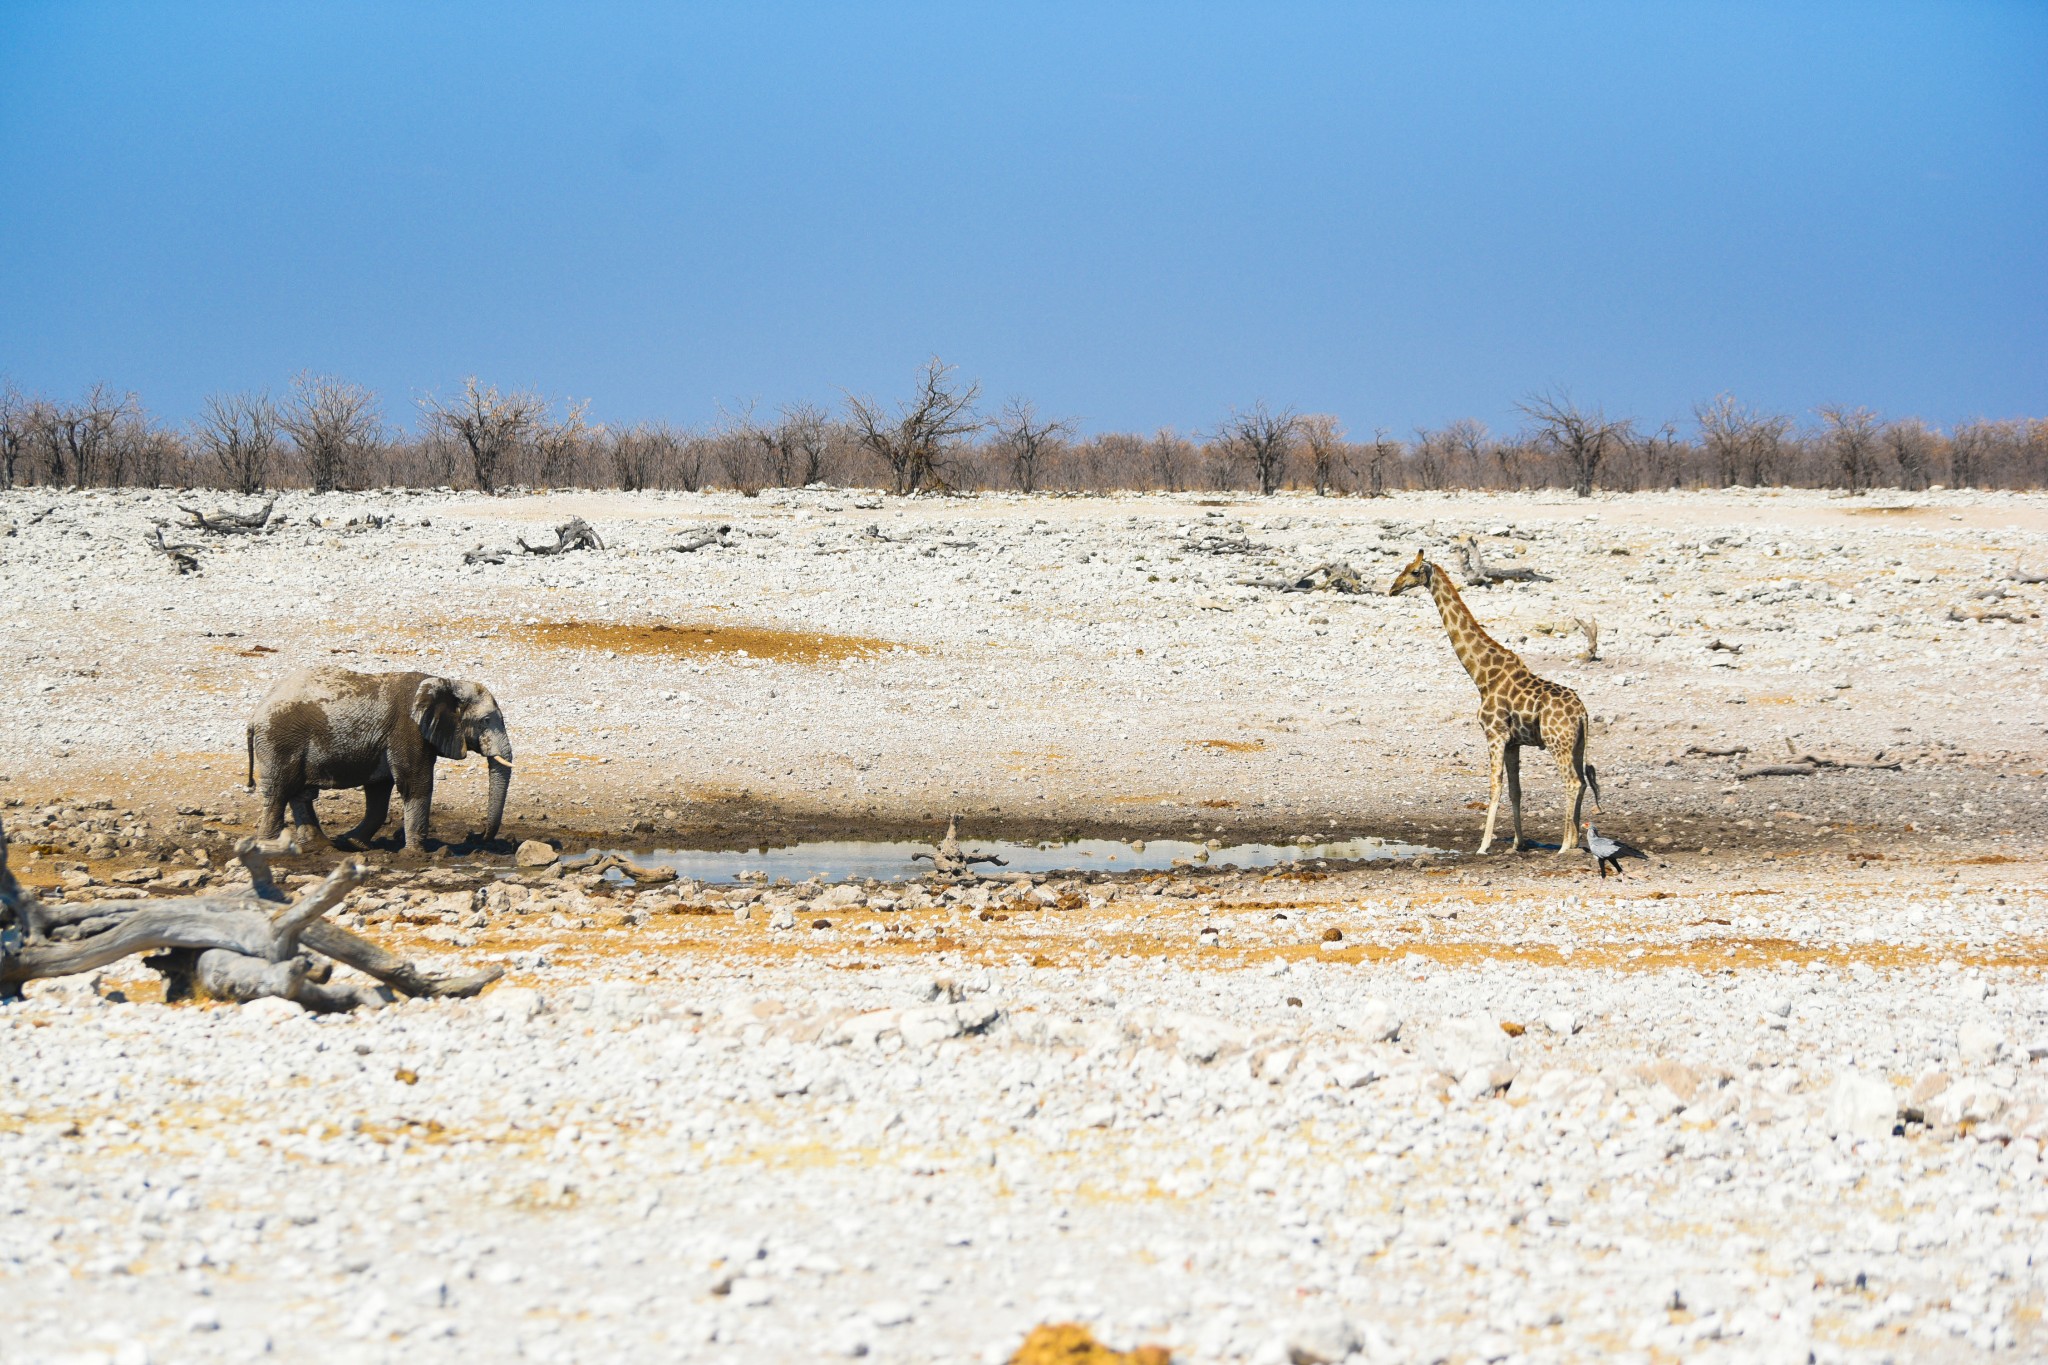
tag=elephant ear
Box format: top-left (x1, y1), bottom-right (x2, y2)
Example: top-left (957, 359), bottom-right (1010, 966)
top-left (410, 678), bottom-right (466, 760)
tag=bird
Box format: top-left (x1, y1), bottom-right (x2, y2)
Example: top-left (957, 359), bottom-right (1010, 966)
top-left (1582, 823), bottom-right (1647, 878)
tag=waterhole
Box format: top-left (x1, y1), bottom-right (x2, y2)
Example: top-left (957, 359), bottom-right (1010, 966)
top-left (585, 835), bottom-right (1443, 885)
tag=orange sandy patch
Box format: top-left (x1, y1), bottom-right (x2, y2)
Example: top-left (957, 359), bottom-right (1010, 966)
top-left (491, 620), bottom-right (897, 666)
top-left (1192, 739), bottom-right (1265, 754)
top-left (1010, 1323), bottom-right (1172, 1365)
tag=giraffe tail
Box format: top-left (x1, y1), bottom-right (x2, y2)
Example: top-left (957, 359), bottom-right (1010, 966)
top-left (1581, 721), bottom-right (1602, 815)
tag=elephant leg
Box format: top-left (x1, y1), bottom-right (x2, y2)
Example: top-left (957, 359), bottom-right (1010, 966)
top-left (337, 778), bottom-right (393, 849)
top-left (1503, 743), bottom-right (1525, 852)
top-left (288, 792), bottom-right (329, 845)
top-left (257, 782), bottom-right (292, 841)
top-left (399, 767), bottom-right (436, 850)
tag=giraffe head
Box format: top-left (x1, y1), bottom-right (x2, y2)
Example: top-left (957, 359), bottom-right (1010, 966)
top-left (1387, 550), bottom-right (1434, 597)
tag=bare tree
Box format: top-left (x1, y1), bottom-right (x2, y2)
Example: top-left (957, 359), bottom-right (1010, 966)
top-left (1816, 404), bottom-right (1881, 494)
top-left (0, 382), bottom-right (28, 491)
top-left (1297, 414), bottom-right (1345, 495)
top-left (705, 405), bottom-right (763, 492)
top-left (780, 403), bottom-right (832, 487)
top-left (193, 392), bottom-right (280, 495)
top-left (1359, 428), bottom-right (1398, 497)
top-left (1519, 391), bottom-right (1630, 498)
top-left (744, 401), bottom-right (831, 488)
top-left (992, 399), bottom-right (1076, 493)
top-left (844, 358), bottom-right (982, 494)
top-left (419, 378), bottom-right (546, 495)
top-left (1143, 428), bottom-right (1193, 491)
top-left (1617, 421), bottom-right (1682, 492)
top-left (607, 423), bottom-right (682, 492)
top-left (1443, 418), bottom-right (1491, 487)
top-left (1408, 426), bottom-right (1449, 491)
top-left (1214, 402), bottom-right (1298, 495)
top-left (1694, 394), bottom-right (1790, 487)
top-left (280, 373), bottom-right (382, 494)
top-left (1884, 417), bottom-right (1937, 491)
top-left (530, 400), bottom-right (593, 487)
top-left (38, 384), bottom-right (135, 488)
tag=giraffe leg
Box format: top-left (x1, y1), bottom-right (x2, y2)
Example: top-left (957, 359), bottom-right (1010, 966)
top-left (1478, 732), bottom-right (1509, 855)
top-left (1503, 742), bottom-right (1525, 852)
top-left (1555, 735), bottom-right (1587, 855)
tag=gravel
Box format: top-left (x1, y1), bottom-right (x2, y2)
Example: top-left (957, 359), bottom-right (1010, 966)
top-left (3, 486), bottom-right (2047, 1362)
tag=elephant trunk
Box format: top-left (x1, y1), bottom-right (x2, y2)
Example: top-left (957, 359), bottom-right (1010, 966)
top-left (484, 757), bottom-right (512, 842)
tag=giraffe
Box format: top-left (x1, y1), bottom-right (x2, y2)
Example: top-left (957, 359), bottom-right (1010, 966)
top-left (1388, 550), bottom-right (1595, 854)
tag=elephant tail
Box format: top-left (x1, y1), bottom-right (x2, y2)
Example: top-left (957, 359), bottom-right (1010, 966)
top-left (245, 724), bottom-right (256, 790)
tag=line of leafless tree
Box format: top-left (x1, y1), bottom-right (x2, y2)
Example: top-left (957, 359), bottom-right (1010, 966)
top-left (2, 365), bottom-right (2043, 497)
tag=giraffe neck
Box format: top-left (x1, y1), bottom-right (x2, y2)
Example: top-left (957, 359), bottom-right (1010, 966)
top-left (1426, 566), bottom-right (1522, 688)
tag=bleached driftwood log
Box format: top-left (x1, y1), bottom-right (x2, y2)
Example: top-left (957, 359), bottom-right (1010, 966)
top-left (1185, 530), bottom-right (1258, 555)
top-left (519, 517), bottom-right (605, 556)
top-left (0, 819), bottom-right (501, 1009)
top-left (670, 524), bottom-right (735, 553)
top-left (1454, 535), bottom-right (1550, 586)
top-left (175, 497), bottom-right (277, 535)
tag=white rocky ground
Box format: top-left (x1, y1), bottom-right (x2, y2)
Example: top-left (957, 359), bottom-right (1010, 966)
top-left (3, 486), bottom-right (2047, 1364)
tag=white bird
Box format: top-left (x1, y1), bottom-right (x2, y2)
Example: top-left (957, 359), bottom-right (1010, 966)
top-left (1583, 823), bottom-right (1646, 878)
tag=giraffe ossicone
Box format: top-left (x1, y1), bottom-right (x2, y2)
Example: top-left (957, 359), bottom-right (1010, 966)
top-left (1388, 549), bottom-right (1597, 854)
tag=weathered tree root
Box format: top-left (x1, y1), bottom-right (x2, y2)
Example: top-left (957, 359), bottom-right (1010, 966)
top-left (909, 816), bottom-right (1008, 876)
top-left (145, 527), bottom-right (202, 575)
top-left (1736, 739), bottom-right (1904, 781)
top-left (0, 820), bottom-right (501, 1010)
top-left (518, 517), bottom-right (605, 555)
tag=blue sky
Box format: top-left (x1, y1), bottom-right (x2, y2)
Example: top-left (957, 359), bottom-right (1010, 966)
top-left (1, 2), bottom-right (2041, 436)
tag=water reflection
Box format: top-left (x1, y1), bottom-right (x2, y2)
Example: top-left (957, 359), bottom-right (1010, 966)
top-left (586, 836), bottom-right (1443, 886)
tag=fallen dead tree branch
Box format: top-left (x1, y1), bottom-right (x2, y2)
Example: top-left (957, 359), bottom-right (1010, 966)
top-left (1948, 604), bottom-right (2038, 624)
top-left (145, 527), bottom-right (201, 575)
top-left (670, 524), bottom-right (735, 553)
top-left (1183, 531), bottom-right (1259, 555)
top-left (1682, 744), bottom-right (1751, 758)
top-left (560, 851), bottom-right (680, 886)
top-left (1454, 535), bottom-right (1550, 586)
top-left (1238, 561), bottom-right (1368, 594)
top-left (910, 817), bottom-right (1008, 876)
top-left (463, 545), bottom-right (507, 565)
top-left (518, 517), bottom-right (605, 556)
top-left (174, 497), bottom-right (277, 535)
top-left (0, 820), bottom-right (500, 1010)
top-left (1737, 739), bottom-right (1905, 780)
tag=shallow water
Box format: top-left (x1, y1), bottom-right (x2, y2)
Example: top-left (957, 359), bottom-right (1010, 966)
top-left (591, 836), bottom-right (1444, 885)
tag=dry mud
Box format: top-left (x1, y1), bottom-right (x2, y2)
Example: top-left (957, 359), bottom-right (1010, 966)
top-left (3, 486), bottom-right (2048, 1364)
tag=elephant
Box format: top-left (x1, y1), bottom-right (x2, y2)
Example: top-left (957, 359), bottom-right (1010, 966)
top-left (246, 667), bottom-right (513, 851)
